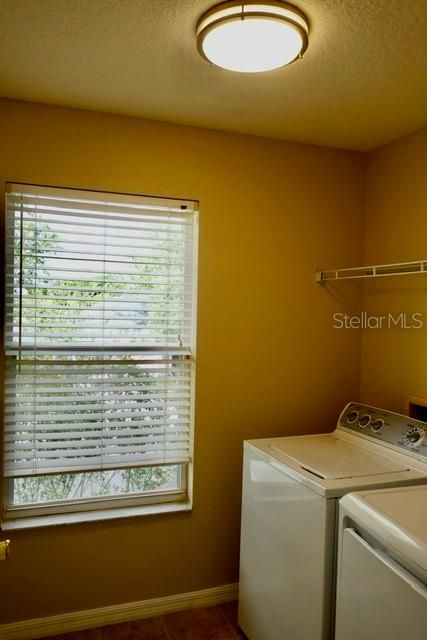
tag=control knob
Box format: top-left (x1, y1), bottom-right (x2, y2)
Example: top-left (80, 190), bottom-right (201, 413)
top-left (346, 410), bottom-right (359, 424)
top-left (371, 418), bottom-right (384, 433)
top-left (358, 414), bottom-right (371, 429)
top-left (403, 426), bottom-right (425, 449)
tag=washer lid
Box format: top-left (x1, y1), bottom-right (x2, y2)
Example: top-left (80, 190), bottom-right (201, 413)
top-left (269, 435), bottom-right (409, 480)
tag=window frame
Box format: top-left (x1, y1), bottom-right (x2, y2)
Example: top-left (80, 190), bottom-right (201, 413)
top-left (1, 183), bottom-right (198, 528)
top-left (2, 463), bottom-right (188, 522)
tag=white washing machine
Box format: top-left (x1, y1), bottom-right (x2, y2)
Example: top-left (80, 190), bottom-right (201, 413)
top-left (335, 485), bottom-right (427, 640)
top-left (238, 403), bottom-right (427, 640)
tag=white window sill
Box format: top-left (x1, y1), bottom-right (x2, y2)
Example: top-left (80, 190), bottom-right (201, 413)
top-left (1, 500), bottom-right (192, 531)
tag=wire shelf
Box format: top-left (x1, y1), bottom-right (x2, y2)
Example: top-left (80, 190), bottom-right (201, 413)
top-left (316, 260), bottom-right (427, 282)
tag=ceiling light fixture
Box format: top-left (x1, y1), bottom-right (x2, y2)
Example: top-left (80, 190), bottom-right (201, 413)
top-left (196, 1), bottom-right (309, 73)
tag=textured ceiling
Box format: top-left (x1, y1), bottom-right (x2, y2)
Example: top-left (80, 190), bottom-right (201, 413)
top-left (0, 0), bottom-right (426, 151)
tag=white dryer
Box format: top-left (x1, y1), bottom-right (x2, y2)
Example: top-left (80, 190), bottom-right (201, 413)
top-left (335, 485), bottom-right (427, 640)
top-left (238, 403), bottom-right (427, 640)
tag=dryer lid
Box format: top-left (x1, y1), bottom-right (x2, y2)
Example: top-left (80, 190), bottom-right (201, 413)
top-left (269, 435), bottom-right (409, 480)
top-left (341, 486), bottom-right (427, 572)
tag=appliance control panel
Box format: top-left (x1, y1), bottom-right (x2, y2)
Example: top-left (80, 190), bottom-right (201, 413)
top-left (339, 403), bottom-right (427, 459)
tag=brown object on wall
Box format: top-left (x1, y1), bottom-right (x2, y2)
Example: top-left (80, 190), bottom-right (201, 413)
top-left (405, 396), bottom-right (427, 424)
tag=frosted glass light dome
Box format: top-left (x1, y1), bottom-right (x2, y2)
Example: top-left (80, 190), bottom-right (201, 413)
top-left (196, 1), bottom-right (309, 73)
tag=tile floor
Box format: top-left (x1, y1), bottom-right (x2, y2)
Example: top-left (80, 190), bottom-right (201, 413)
top-left (36, 602), bottom-right (246, 640)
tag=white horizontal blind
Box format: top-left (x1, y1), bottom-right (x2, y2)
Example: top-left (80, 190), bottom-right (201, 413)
top-left (4, 184), bottom-right (198, 477)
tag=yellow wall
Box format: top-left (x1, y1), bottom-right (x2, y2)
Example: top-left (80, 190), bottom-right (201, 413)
top-left (361, 126), bottom-right (427, 411)
top-left (0, 98), bottom-right (365, 623)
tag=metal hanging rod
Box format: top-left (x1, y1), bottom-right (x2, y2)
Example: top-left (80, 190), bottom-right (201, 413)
top-left (316, 259), bottom-right (427, 283)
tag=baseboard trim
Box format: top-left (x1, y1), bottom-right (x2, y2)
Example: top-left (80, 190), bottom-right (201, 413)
top-left (0, 582), bottom-right (239, 640)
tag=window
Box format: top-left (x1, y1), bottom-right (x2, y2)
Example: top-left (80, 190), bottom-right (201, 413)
top-left (2, 183), bottom-right (198, 527)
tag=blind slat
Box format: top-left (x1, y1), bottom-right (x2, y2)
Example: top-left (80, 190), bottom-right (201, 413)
top-left (5, 419), bottom-right (189, 433)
